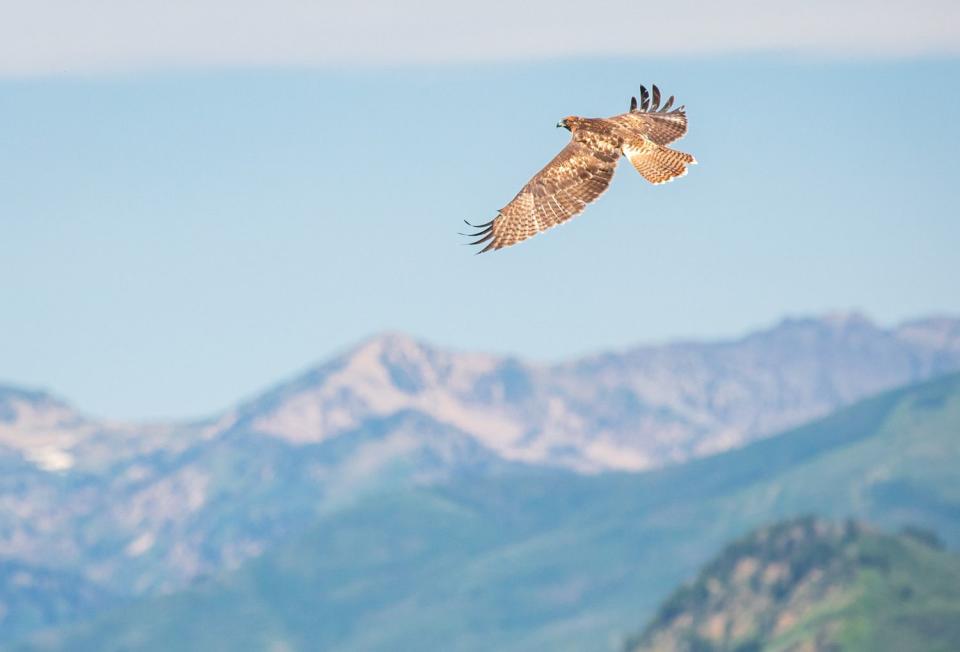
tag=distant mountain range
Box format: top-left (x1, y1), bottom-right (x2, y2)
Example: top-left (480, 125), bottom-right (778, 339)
top-left (1, 313), bottom-right (959, 646)
top-left (4, 313), bottom-right (960, 474)
top-left (5, 364), bottom-right (960, 650)
top-left (628, 517), bottom-right (960, 652)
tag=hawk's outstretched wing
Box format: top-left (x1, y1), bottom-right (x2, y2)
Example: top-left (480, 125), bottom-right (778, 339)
top-left (465, 132), bottom-right (621, 253)
top-left (611, 84), bottom-right (688, 145)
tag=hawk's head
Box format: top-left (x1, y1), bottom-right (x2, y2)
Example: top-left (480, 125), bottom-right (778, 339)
top-left (556, 116), bottom-right (578, 131)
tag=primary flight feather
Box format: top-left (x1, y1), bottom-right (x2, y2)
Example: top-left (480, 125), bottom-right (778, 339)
top-left (465, 84), bottom-right (695, 253)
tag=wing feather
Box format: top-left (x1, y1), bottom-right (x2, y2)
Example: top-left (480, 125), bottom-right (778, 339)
top-left (465, 134), bottom-right (620, 252)
top-left (610, 84), bottom-right (688, 145)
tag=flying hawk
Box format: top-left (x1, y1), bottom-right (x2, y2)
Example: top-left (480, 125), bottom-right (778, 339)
top-left (464, 85), bottom-right (695, 253)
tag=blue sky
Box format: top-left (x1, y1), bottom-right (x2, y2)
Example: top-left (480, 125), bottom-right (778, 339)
top-left (2, 6), bottom-right (959, 421)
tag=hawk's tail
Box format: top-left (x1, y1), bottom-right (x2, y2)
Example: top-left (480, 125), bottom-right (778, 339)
top-left (625, 144), bottom-right (696, 186)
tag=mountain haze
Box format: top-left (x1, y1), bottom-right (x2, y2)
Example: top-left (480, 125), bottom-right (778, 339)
top-left (10, 370), bottom-right (960, 651)
top-left (1, 314), bottom-right (960, 644)
top-left (1, 314), bottom-right (960, 634)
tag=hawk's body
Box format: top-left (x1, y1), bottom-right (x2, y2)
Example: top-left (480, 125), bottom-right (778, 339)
top-left (466, 85), bottom-right (695, 253)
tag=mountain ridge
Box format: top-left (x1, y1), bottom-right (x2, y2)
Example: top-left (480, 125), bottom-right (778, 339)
top-left (9, 370), bottom-right (960, 651)
top-left (2, 313), bottom-right (960, 644)
top-left (196, 311), bottom-right (960, 470)
top-left (4, 313), bottom-right (960, 474)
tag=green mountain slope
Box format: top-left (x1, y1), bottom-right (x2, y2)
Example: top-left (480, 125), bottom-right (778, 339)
top-left (11, 372), bottom-right (960, 651)
top-left (627, 517), bottom-right (960, 652)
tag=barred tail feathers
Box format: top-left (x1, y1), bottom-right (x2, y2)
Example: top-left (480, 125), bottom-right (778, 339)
top-left (624, 143), bottom-right (696, 185)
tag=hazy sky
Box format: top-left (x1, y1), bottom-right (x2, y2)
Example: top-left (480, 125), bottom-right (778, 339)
top-left (2, 0), bottom-right (959, 75)
top-left (2, 4), bottom-right (959, 420)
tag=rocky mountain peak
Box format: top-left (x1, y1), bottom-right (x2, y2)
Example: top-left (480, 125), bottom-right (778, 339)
top-left (0, 385), bottom-right (89, 471)
top-left (214, 314), bottom-right (960, 472)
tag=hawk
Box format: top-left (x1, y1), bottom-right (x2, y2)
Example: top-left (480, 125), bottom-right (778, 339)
top-left (464, 85), bottom-right (695, 253)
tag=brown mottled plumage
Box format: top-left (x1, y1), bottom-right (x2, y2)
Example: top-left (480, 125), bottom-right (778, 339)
top-left (465, 85), bottom-right (695, 253)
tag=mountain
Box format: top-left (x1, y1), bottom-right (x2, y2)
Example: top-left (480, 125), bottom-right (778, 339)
top-left (0, 561), bottom-right (116, 644)
top-left (0, 385), bottom-right (201, 474)
top-left (6, 314), bottom-right (959, 478)
top-left (0, 407), bottom-right (522, 643)
top-left (10, 371), bottom-right (960, 651)
top-left (0, 410), bottom-right (516, 593)
top-left (217, 314), bottom-right (960, 472)
top-left (1, 314), bottom-right (960, 643)
top-left (627, 517), bottom-right (960, 652)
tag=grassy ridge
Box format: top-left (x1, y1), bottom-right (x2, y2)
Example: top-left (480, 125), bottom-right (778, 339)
top-left (629, 518), bottom-right (960, 652)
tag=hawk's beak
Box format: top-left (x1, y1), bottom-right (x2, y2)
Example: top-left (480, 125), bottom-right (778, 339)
top-left (556, 121), bottom-right (564, 128)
